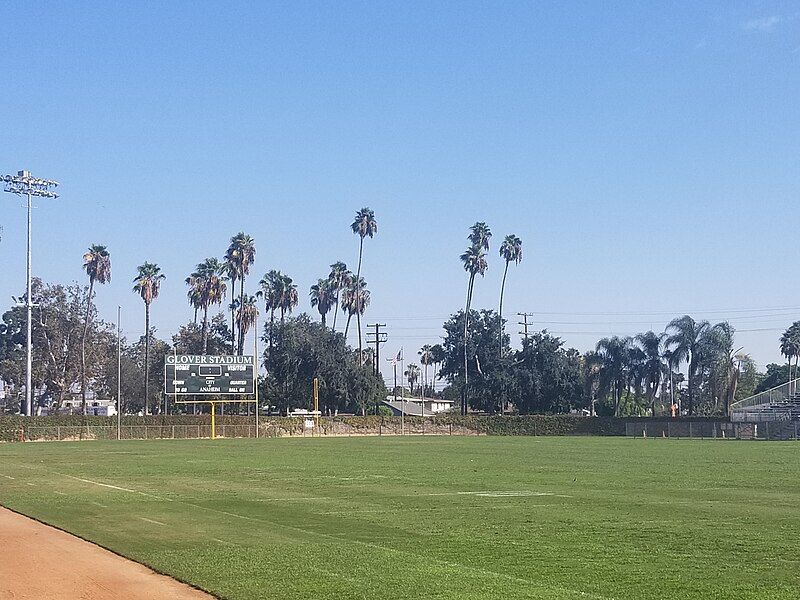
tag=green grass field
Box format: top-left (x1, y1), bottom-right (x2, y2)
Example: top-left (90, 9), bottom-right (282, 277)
top-left (1, 437), bottom-right (798, 599)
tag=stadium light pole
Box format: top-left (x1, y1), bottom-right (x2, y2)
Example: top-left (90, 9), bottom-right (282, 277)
top-left (117, 306), bottom-right (122, 440)
top-left (2, 170), bottom-right (59, 417)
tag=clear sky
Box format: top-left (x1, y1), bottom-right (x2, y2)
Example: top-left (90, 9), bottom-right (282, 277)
top-left (2, 1), bottom-right (799, 386)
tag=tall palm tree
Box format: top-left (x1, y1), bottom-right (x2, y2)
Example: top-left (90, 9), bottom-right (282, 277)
top-left (278, 273), bottom-right (299, 323)
top-left (185, 258), bottom-right (226, 354)
top-left (419, 344), bottom-right (433, 397)
top-left (405, 363), bottom-right (421, 397)
top-left (351, 208), bottom-right (377, 352)
top-left (235, 294), bottom-right (259, 355)
top-left (460, 231), bottom-right (489, 415)
top-left (257, 269), bottom-right (283, 350)
top-left (665, 315), bottom-right (711, 416)
top-left (596, 336), bottom-right (631, 416)
top-left (498, 234), bottom-right (523, 358)
top-left (226, 233), bottom-right (256, 354)
top-left (310, 278), bottom-right (334, 326)
top-left (635, 331), bottom-right (665, 417)
top-left (133, 262), bottom-right (165, 416)
top-left (328, 261), bottom-right (352, 332)
top-left (222, 258), bottom-right (239, 353)
top-left (430, 343), bottom-right (446, 388)
top-left (342, 277), bottom-right (370, 355)
top-left (81, 245), bottom-right (111, 415)
top-left (779, 321), bottom-right (800, 393)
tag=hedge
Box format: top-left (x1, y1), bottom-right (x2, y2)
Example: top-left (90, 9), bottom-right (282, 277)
top-left (0, 414), bottom-right (730, 442)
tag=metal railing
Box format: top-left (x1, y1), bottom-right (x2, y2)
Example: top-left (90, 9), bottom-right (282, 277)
top-left (730, 378), bottom-right (800, 412)
top-left (625, 421), bottom-right (800, 440)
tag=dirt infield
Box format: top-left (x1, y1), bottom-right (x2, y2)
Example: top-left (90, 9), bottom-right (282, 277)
top-left (0, 507), bottom-right (214, 600)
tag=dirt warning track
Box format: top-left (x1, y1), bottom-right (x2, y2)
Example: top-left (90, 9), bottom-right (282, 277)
top-left (0, 506), bottom-right (214, 599)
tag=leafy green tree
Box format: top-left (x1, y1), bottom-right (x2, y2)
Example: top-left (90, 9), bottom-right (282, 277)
top-left (81, 245), bottom-right (111, 414)
top-left (132, 262), bottom-right (165, 415)
top-left (1, 280), bottom-right (115, 413)
top-left (263, 314), bottom-right (385, 415)
top-left (439, 309), bottom-right (509, 413)
top-left (512, 332), bottom-right (583, 414)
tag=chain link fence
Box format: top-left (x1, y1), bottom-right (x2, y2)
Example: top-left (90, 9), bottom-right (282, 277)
top-left (625, 420), bottom-right (800, 441)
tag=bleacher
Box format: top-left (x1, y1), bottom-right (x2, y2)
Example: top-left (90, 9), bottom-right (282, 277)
top-left (731, 381), bottom-right (800, 423)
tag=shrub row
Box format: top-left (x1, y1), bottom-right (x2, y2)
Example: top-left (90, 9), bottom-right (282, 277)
top-left (0, 414), bottom-right (729, 442)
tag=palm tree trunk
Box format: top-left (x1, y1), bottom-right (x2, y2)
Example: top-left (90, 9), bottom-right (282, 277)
top-left (498, 260), bottom-right (509, 359)
top-left (321, 313), bottom-right (327, 327)
top-left (81, 279), bottom-right (95, 415)
top-left (202, 305), bottom-right (209, 355)
top-left (356, 237), bottom-right (364, 280)
top-left (332, 292), bottom-right (340, 331)
top-left (345, 312), bottom-right (353, 337)
top-left (463, 273), bottom-right (475, 415)
top-left (239, 276), bottom-right (245, 355)
top-left (230, 305), bottom-right (236, 354)
top-left (144, 302), bottom-right (150, 416)
top-left (357, 311), bottom-right (362, 359)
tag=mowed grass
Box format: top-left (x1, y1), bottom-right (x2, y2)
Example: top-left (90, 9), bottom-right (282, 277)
top-left (0, 437), bottom-right (799, 599)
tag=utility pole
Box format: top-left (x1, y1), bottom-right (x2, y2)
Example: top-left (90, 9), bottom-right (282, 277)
top-left (517, 312), bottom-right (533, 341)
top-left (3, 171), bottom-right (59, 417)
top-left (366, 323), bottom-right (387, 376)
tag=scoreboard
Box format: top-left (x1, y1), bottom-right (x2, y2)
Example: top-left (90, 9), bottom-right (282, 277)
top-left (164, 355), bottom-right (255, 395)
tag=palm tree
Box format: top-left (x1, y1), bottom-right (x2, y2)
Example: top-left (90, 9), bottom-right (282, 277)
top-left (779, 321), bottom-right (800, 394)
top-left (405, 363), bottom-right (421, 397)
top-left (81, 245), bottom-right (111, 414)
top-left (186, 258), bottom-right (226, 354)
top-left (351, 208), bottom-right (377, 353)
top-left (226, 233), bottom-right (256, 354)
top-left (310, 278), bottom-right (334, 326)
top-left (596, 336), bottom-right (631, 416)
top-left (222, 258), bottom-right (239, 353)
top-left (257, 269), bottom-right (283, 350)
top-left (430, 343), bottom-right (446, 386)
top-left (460, 229), bottom-right (490, 415)
top-left (498, 234), bottom-right (523, 358)
top-left (328, 262), bottom-right (352, 332)
top-left (235, 294), bottom-right (259, 355)
top-left (278, 273), bottom-right (299, 323)
top-left (582, 351), bottom-right (603, 416)
top-left (419, 344), bottom-right (433, 397)
top-left (665, 315), bottom-right (711, 416)
top-left (636, 331), bottom-right (665, 417)
top-left (133, 262), bottom-right (165, 415)
top-left (342, 277), bottom-right (370, 355)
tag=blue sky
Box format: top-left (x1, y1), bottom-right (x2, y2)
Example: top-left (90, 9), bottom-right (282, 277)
top-left (1, 1), bottom-right (799, 384)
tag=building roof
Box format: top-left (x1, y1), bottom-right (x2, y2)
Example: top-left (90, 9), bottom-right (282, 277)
top-left (381, 400), bottom-right (435, 417)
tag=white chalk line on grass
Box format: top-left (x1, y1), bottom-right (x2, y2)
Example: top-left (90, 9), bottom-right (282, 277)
top-left (53, 491), bottom-right (68, 496)
top-left (414, 490), bottom-right (573, 498)
top-left (91, 501), bottom-right (109, 509)
top-left (35, 467), bottom-right (613, 600)
top-left (1, 474), bottom-right (15, 480)
top-left (138, 517), bottom-right (166, 526)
